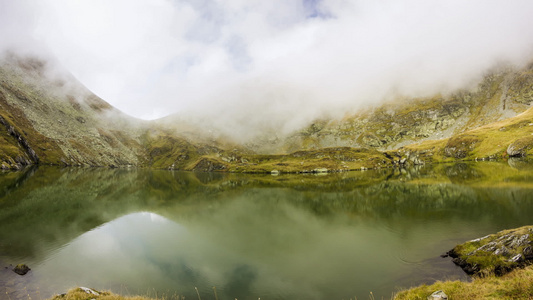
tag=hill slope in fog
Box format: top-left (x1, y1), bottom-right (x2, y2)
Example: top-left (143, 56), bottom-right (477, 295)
top-left (0, 53), bottom-right (532, 171)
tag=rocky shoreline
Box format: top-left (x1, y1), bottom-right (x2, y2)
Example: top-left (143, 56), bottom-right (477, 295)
top-left (446, 226), bottom-right (533, 277)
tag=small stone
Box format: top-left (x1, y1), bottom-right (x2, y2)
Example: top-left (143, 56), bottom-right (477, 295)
top-left (427, 290), bottom-right (448, 300)
top-left (13, 264), bottom-right (30, 275)
top-left (469, 235), bottom-right (490, 243)
top-left (79, 287), bottom-right (99, 296)
top-left (509, 254), bottom-right (523, 262)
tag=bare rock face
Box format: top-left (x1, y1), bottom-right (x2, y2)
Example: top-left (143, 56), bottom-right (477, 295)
top-left (191, 157), bottom-right (227, 172)
top-left (447, 226), bottom-right (533, 276)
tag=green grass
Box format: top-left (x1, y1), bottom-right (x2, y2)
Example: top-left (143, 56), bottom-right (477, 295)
top-left (143, 128), bottom-right (394, 173)
top-left (225, 147), bottom-right (392, 173)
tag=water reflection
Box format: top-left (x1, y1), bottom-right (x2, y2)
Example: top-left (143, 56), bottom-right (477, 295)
top-left (0, 162), bottom-right (532, 299)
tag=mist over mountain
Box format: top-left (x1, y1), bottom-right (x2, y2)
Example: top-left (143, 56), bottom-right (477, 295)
top-left (1, 1), bottom-right (533, 171)
top-left (2, 0), bottom-right (533, 129)
top-left (0, 51), bottom-right (532, 172)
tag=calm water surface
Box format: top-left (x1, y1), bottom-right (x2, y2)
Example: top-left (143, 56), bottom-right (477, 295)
top-left (1, 161), bottom-right (533, 300)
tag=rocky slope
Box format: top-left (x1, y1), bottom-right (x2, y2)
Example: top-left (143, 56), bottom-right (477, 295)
top-left (0, 53), bottom-right (148, 169)
top-left (244, 62), bottom-right (533, 154)
top-left (0, 53), bottom-right (239, 170)
top-left (0, 52), bottom-right (532, 171)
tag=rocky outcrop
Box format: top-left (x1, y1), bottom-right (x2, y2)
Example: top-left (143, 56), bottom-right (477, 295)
top-left (447, 226), bottom-right (533, 277)
top-left (507, 136), bottom-right (533, 157)
top-left (0, 115), bottom-right (39, 163)
top-left (444, 135), bottom-right (480, 159)
top-left (191, 157), bottom-right (228, 172)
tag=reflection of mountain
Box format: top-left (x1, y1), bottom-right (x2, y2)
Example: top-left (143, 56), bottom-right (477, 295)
top-left (1, 162), bottom-right (532, 262)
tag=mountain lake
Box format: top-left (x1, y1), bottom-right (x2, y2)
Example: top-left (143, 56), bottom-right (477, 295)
top-left (1, 160), bottom-right (533, 300)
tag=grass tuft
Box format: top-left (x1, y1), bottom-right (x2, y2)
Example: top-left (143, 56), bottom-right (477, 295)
top-left (395, 264), bottom-right (533, 299)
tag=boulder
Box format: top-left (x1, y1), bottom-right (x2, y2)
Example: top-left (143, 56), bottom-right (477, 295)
top-left (507, 136), bottom-right (533, 157)
top-left (13, 264), bottom-right (30, 275)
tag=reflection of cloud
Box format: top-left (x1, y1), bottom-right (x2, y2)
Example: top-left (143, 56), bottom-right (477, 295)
top-left (145, 212), bottom-right (168, 224)
top-left (36, 213), bottom-right (189, 292)
top-left (78, 230), bottom-right (120, 257)
top-left (36, 206), bottom-right (398, 299)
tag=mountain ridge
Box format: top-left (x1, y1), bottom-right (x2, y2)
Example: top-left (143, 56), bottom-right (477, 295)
top-left (0, 53), bottom-right (532, 171)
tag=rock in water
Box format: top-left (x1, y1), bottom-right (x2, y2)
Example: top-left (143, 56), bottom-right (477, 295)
top-left (427, 290), bottom-right (448, 300)
top-left (448, 226), bottom-right (533, 276)
top-left (13, 264), bottom-right (30, 275)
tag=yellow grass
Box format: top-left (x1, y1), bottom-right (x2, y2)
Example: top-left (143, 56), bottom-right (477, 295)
top-left (395, 264), bottom-right (533, 299)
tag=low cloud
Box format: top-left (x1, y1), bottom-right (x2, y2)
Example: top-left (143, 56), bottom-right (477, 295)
top-left (1, 0), bottom-right (533, 139)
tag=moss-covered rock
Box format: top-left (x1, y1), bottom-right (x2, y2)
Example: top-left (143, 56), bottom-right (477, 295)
top-left (507, 136), bottom-right (533, 157)
top-left (448, 226), bottom-right (533, 277)
top-left (13, 263), bottom-right (30, 275)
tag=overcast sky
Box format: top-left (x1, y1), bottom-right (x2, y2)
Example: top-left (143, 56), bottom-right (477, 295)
top-left (1, 1), bottom-right (533, 131)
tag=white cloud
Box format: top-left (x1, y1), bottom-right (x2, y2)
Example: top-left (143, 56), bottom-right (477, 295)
top-left (1, 0), bottom-right (533, 137)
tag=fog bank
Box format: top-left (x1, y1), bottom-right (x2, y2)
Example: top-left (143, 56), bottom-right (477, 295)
top-left (1, 0), bottom-right (533, 139)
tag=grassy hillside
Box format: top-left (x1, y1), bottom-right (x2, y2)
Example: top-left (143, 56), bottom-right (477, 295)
top-left (400, 106), bottom-right (533, 164)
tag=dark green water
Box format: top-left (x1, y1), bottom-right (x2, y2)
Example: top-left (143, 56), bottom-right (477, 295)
top-left (1, 161), bottom-right (533, 300)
